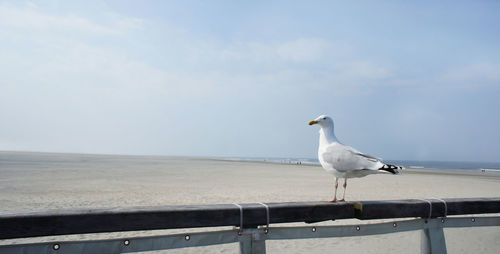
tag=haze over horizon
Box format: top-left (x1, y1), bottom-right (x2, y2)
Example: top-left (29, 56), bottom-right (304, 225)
top-left (1, 1), bottom-right (499, 162)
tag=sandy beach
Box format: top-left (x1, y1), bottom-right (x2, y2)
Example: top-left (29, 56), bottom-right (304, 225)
top-left (0, 151), bottom-right (499, 253)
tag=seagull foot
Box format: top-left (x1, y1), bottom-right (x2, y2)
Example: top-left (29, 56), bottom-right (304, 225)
top-left (329, 199), bottom-right (337, 203)
top-left (338, 199), bottom-right (345, 202)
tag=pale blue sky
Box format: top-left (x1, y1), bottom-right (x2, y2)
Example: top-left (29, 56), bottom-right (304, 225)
top-left (1, 1), bottom-right (499, 161)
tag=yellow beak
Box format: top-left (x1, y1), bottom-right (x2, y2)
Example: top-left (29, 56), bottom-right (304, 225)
top-left (308, 120), bottom-right (318, 125)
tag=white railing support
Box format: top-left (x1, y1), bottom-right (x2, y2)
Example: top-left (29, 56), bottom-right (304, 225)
top-left (421, 226), bottom-right (447, 254)
top-left (239, 228), bottom-right (266, 254)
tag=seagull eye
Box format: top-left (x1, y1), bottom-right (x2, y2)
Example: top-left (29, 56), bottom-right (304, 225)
top-left (322, 117), bottom-right (326, 120)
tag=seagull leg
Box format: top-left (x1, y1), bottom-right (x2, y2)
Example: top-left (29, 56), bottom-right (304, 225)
top-left (330, 178), bottom-right (338, 202)
top-left (339, 179), bottom-right (347, 202)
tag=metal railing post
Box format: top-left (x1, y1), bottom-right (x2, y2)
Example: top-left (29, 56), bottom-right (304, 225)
top-left (421, 220), bottom-right (447, 254)
top-left (239, 228), bottom-right (266, 254)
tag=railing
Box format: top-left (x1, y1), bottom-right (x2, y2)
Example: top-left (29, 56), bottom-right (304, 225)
top-left (0, 198), bottom-right (499, 254)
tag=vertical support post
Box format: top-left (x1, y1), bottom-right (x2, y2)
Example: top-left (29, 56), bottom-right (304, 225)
top-left (421, 220), bottom-right (447, 254)
top-left (239, 228), bottom-right (266, 254)
top-left (239, 233), bottom-right (253, 254)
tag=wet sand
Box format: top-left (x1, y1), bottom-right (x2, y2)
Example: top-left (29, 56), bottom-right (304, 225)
top-left (1, 151), bottom-right (499, 253)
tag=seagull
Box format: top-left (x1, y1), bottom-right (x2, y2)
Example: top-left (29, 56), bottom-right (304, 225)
top-left (309, 115), bottom-right (402, 202)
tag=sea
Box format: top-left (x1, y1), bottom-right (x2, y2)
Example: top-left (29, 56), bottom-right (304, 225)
top-left (1, 151), bottom-right (499, 174)
top-left (220, 157), bottom-right (500, 174)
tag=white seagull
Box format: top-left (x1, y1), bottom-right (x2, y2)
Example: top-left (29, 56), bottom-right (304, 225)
top-left (309, 115), bottom-right (402, 202)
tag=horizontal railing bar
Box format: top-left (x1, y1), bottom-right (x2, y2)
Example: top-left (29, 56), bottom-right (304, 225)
top-left (354, 198), bottom-right (500, 219)
top-left (0, 230), bottom-right (240, 254)
top-left (0, 202), bottom-right (354, 240)
top-left (442, 216), bottom-right (500, 228)
top-left (0, 198), bottom-right (498, 240)
top-left (1, 216), bottom-right (498, 254)
top-left (267, 219), bottom-right (427, 240)
top-left (266, 216), bottom-right (500, 240)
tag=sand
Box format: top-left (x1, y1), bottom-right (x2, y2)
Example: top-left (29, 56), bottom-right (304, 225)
top-left (0, 151), bottom-right (499, 253)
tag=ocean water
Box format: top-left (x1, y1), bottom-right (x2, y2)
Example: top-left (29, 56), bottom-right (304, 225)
top-left (224, 157), bottom-right (500, 174)
top-left (2, 152), bottom-right (498, 174)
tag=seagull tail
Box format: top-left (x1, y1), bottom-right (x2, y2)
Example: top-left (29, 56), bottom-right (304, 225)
top-left (379, 164), bottom-right (404, 175)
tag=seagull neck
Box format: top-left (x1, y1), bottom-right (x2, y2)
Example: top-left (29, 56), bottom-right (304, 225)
top-left (319, 126), bottom-right (338, 145)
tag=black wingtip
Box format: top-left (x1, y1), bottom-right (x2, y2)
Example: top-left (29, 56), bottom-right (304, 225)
top-left (379, 164), bottom-right (403, 174)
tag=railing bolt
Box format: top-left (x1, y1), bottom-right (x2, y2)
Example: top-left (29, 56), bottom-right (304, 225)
top-left (471, 218), bottom-right (475, 222)
top-left (185, 235), bottom-right (190, 241)
top-left (441, 218), bottom-right (445, 223)
top-left (124, 240), bottom-right (130, 246)
top-left (52, 243), bottom-right (60, 250)
top-left (393, 222), bottom-right (397, 227)
top-left (311, 227), bottom-right (316, 232)
top-left (356, 226), bottom-right (360, 231)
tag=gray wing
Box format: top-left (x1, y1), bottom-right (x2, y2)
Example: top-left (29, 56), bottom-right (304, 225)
top-left (321, 144), bottom-right (383, 172)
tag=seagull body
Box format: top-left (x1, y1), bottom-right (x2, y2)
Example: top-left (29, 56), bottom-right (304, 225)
top-left (309, 115), bottom-right (402, 202)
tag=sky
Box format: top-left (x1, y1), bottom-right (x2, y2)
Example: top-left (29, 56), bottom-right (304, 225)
top-left (1, 0), bottom-right (499, 162)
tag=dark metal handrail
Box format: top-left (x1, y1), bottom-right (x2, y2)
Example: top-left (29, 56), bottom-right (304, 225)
top-left (1, 197), bottom-right (499, 240)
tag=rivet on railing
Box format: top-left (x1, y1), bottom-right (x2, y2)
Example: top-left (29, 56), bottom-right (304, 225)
top-left (441, 218), bottom-right (445, 223)
top-left (471, 218), bottom-right (475, 222)
top-left (52, 243), bottom-right (60, 250)
top-left (356, 226), bottom-right (360, 231)
top-left (185, 235), bottom-right (191, 241)
top-left (311, 227), bottom-right (316, 232)
top-left (393, 222), bottom-right (397, 228)
top-left (124, 240), bottom-right (130, 246)
top-left (264, 228), bottom-right (269, 234)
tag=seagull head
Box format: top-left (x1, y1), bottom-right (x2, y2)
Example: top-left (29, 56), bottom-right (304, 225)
top-left (308, 115), bottom-right (333, 128)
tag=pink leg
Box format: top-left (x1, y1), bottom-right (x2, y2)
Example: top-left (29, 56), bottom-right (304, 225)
top-left (339, 179), bottom-right (347, 202)
top-left (330, 178), bottom-right (338, 202)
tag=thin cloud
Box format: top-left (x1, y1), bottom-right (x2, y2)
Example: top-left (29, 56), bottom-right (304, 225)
top-left (440, 63), bottom-right (500, 85)
top-left (276, 38), bottom-right (332, 63)
top-left (0, 3), bottom-right (142, 35)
